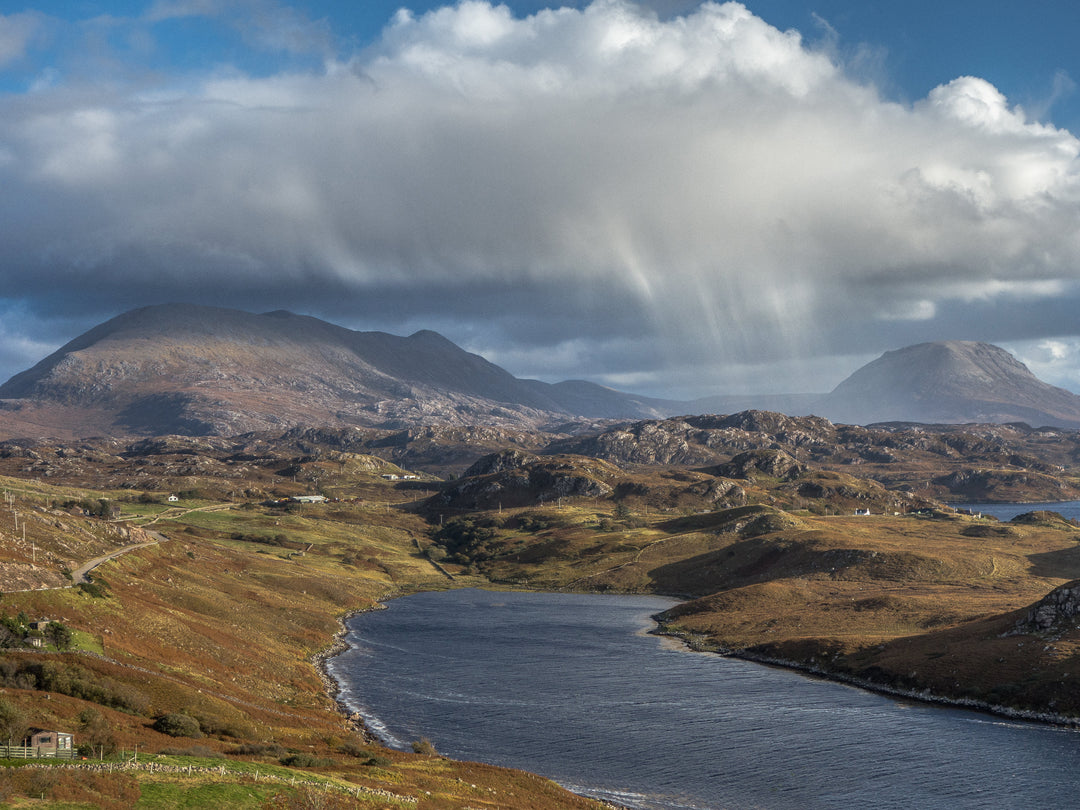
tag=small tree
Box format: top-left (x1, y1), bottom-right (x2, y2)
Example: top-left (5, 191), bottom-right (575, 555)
top-left (410, 737), bottom-right (437, 756)
top-left (77, 708), bottom-right (116, 758)
top-left (45, 621), bottom-right (73, 651)
top-left (0, 697), bottom-right (27, 747)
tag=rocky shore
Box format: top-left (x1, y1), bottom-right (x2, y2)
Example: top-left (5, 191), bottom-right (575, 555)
top-left (310, 600), bottom-right (391, 744)
top-left (312, 591), bottom-right (633, 810)
top-left (651, 622), bottom-right (1080, 729)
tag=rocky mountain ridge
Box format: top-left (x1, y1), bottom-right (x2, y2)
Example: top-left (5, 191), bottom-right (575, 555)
top-left (2, 305), bottom-right (1080, 439)
top-left (0, 304), bottom-right (677, 437)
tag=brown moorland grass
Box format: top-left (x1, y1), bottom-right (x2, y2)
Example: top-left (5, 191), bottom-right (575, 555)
top-left (5, 445), bottom-right (1080, 804)
top-left (0, 482), bottom-right (613, 809)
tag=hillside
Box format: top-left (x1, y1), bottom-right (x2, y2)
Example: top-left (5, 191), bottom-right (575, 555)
top-left (1, 419), bottom-right (1080, 804)
top-left (0, 468), bottom-right (607, 809)
top-left (0, 304), bottom-right (676, 438)
top-left (818, 340), bottom-right (1080, 427)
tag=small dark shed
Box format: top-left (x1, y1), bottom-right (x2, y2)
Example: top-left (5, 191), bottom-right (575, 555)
top-left (23, 729), bottom-right (74, 753)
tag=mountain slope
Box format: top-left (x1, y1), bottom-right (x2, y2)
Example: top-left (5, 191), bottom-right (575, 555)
top-left (818, 341), bottom-right (1080, 428)
top-left (0, 304), bottom-right (673, 437)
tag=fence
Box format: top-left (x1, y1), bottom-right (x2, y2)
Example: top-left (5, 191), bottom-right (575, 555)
top-left (0, 745), bottom-right (76, 760)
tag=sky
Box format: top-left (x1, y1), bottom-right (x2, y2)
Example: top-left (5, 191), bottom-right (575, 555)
top-left (2, 1), bottom-right (1080, 400)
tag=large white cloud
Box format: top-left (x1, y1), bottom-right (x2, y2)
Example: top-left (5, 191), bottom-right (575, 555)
top-left (2, 1), bottom-right (1080, 397)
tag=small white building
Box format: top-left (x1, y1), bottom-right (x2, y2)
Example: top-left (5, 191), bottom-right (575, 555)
top-left (290, 495), bottom-right (328, 504)
top-left (167, 494), bottom-right (179, 502)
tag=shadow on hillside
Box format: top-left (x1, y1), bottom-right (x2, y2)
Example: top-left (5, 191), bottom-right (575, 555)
top-left (1027, 545), bottom-right (1080, 579)
top-left (647, 534), bottom-right (825, 596)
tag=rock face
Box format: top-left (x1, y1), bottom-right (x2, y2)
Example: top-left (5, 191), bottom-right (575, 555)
top-left (712, 449), bottom-right (805, 481)
top-left (0, 304), bottom-right (676, 437)
top-left (432, 456), bottom-right (617, 510)
top-left (818, 341), bottom-right (1080, 428)
top-left (1012, 581), bottom-right (1080, 635)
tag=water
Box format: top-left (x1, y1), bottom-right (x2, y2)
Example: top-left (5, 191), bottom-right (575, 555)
top-left (328, 588), bottom-right (1080, 810)
top-left (952, 500), bottom-right (1080, 522)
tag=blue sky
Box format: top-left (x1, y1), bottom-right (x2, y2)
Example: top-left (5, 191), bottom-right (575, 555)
top-left (15, 2), bottom-right (1080, 129)
top-left (3, 1), bottom-right (1080, 399)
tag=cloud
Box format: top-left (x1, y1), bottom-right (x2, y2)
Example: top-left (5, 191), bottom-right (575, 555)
top-left (0, 12), bottom-right (45, 68)
top-left (145, 0), bottom-right (335, 57)
top-left (1005, 337), bottom-right (1080, 394)
top-left (2, 1), bottom-right (1080, 398)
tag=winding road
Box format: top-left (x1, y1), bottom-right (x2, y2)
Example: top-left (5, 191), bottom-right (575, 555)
top-left (69, 529), bottom-right (168, 585)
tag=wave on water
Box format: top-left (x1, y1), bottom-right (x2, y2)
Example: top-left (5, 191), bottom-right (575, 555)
top-left (354, 710), bottom-right (408, 750)
top-left (561, 783), bottom-right (713, 810)
top-left (324, 659), bottom-right (409, 750)
top-left (559, 783), bottom-right (651, 809)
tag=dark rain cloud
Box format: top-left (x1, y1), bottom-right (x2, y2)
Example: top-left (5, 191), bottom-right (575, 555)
top-left (2, 2), bottom-right (1080, 397)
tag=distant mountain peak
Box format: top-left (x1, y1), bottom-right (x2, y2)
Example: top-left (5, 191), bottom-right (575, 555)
top-left (819, 340), bottom-right (1080, 428)
top-left (0, 303), bottom-right (676, 438)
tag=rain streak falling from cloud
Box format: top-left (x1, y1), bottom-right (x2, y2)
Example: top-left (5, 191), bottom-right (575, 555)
top-left (1, 1), bottom-right (1080, 396)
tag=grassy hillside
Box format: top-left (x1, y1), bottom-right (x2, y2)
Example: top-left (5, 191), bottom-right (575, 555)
top-left (0, 475), bottom-right (607, 809)
top-left (3, 428), bottom-right (1080, 807)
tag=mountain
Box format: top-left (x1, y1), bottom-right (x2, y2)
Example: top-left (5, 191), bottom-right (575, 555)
top-left (817, 341), bottom-right (1080, 428)
top-left (4, 309), bottom-right (1078, 440)
top-left (0, 304), bottom-right (677, 438)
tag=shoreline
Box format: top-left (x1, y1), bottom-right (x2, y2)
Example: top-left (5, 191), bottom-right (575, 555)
top-left (312, 589), bottom-right (632, 810)
top-left (311, 596), bottom-right (394, 744)
top-left (651, 623), bottom-right (1080, 730)
top-left (315, 586), bottom-right (1080, 743)
top-left (312, 585), bottom-right (1078, 810)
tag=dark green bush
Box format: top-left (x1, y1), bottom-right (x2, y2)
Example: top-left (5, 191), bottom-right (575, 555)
top-left (152, 713), bottom-right (202, 739)
top-left (229, 742), bottom-right (287, 757)
top-left (78, 579), bottom-right (110, 599)
top-left (279, 753), bottom-right (333, 768)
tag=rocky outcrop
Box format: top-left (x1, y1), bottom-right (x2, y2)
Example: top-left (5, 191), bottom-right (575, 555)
top-left (712, 449), bottom-right (805, 481)
top-left (432, 456), bottom-right (617, 511)
top-left (1011, 581), bottom-right (1080, 635)
top-left (687, 477), bottom-right (747, 508)
top-left (463, 449), bottom-right (540, 478)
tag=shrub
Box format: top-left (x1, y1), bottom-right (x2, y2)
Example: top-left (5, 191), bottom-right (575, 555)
top-left (0, 697), bottom-right (27, 746)
top-left (229, 742), bottom-right (287, 757)
top-left (411, 737), bottom-right (437, 756)
top-left (158, 745), bottom-right (221, 758)
top-left (337, 740), bottom-right (366, 757)
top-left (153, 713), bottom-right (203, 739)
top-left (279, 753), bottom-right (333, 768)
top-left (78, 579), bottom-right (110, 599)
top-left (45, 621), bottom-right (73, 650)
top-left (77, 708), bottom-right (117, 758)
top-left (36, 662), bottom-right (149, 715)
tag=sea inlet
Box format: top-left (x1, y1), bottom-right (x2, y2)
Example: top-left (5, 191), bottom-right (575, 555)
top-left (327, 588), bottom-right (1080, 810)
